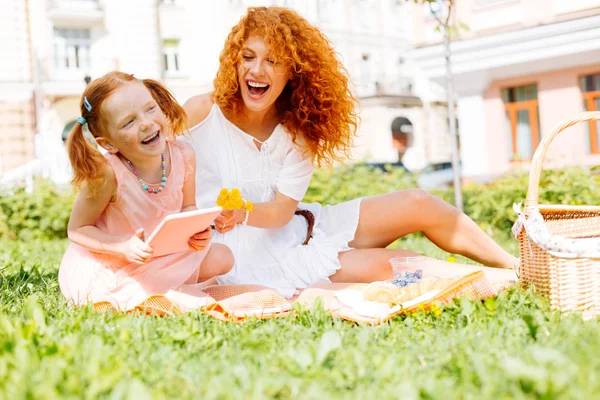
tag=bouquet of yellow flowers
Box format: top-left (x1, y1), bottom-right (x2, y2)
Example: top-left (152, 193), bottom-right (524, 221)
top-left (216, 188), bottom-right (253, 212)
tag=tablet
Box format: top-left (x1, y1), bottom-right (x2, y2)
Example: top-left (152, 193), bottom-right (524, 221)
top-left (146, 206), bottom-right (223, 257)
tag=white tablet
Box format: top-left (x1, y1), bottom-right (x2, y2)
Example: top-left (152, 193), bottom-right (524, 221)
top-left (146, 206), bottom-right (223, 257)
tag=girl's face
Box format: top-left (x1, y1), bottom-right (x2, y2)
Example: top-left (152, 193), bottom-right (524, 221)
top-left (96, 82), bottom-right (168, 162)
top-left (238, 36), bottom-right (291, 114)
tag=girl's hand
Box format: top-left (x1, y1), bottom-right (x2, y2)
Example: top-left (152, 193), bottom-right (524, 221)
top-left (188, 226), bottom-right (212, 252)
top-left (214, 209), bottom-right (237, 234)
top-left (121, 229), bottom-right (153, 265)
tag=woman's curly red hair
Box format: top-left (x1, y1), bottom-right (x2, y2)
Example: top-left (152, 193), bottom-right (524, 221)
top-left (213, 6), bottom-right (358, 167)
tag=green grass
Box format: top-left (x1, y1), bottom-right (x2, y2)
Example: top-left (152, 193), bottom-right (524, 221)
top-left (1, 238), bottom-right (599, 399)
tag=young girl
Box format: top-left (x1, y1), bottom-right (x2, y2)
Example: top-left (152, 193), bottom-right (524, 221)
top-left (59, 71), bottom-right (233, 312)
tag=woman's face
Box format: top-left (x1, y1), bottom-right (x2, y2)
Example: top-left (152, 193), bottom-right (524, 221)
top-left (237, 36), bottom-right (290, 114)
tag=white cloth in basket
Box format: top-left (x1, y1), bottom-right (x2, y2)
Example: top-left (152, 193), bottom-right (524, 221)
top-left (513, 202), bottom-right (600, 259)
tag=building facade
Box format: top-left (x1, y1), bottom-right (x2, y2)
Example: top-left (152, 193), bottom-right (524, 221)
top-left (0, 0), bottom-right (450, 186)
top-left (410, 0), bottom-right (600, 179)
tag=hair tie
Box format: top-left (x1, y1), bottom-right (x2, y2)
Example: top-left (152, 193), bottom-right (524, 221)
top-left (138, 78), bottom-right (143, 83)
top-left (83, 96), bottom-right (92, 112)
top-left (76, 116), bottom-right (87, 125)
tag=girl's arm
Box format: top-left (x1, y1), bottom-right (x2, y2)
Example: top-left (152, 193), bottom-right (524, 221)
top-left (67, 165), bottom-right (153, 263)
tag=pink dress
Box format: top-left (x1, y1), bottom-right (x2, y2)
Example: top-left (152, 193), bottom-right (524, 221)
top-left (58, 140), bottom-right (213, 312)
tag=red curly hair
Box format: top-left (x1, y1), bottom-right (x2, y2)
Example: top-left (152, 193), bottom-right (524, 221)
top-left (213, 7), bottom-right (358, 167)
top-left (66, 71), bottom-right (187, 189)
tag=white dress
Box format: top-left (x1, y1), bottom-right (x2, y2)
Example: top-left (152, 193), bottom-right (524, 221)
top-left (184, 104), bottom-right (362, 297)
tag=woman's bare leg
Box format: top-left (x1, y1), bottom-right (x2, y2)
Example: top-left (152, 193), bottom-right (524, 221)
top-left (349, 189), bottom-right (517, 269)
top-left (331, 248), bottom-right (517, 284)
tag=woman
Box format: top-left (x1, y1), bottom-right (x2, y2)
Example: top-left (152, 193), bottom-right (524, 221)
top-left (183, 7), bottom-right (517, 297)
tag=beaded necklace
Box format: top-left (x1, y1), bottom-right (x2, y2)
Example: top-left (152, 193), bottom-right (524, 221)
top-left (125, 154), bottom-right (167, 194)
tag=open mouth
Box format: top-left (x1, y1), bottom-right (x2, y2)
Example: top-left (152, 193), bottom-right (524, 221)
top-left (141, 131), bottom-right (160, 146)
top-left (246, 80), bottom-right (270, 98)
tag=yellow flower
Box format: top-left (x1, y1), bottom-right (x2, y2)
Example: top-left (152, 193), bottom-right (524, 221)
top-left (216, 188), bottom-right (230, 208)
top-left (216, 188), bottom-right (253, 212)
top-left (446, 255), bottom-right (456, 263)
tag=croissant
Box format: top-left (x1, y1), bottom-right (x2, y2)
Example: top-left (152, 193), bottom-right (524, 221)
top-left (363, 282), bottom-right (403, 303)
top-left (364, 278), bottom-right (458, 305)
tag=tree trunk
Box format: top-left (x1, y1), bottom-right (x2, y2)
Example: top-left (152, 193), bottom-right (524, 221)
top-left (443, 22), bottom-right (463, 211)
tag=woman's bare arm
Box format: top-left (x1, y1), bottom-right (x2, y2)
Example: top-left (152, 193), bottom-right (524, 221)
top-left (182, 93), bottom-right (214, 129)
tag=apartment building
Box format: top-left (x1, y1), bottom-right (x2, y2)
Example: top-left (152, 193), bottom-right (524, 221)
top-left (0, 0), bottom-right (450, 185)
top-left (410, 0), bottom-right (600, 178)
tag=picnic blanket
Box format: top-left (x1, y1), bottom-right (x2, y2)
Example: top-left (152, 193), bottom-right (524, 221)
top-left (92, 271), bottom-right (515, 324)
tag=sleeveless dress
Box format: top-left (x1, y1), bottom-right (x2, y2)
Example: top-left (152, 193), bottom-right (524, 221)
top-left (58, 140), bottom-right (213, 312)
top-left (184, 104), bottom-right (362, 298)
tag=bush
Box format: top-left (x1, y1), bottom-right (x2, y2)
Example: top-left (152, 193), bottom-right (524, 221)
top-left (1, 165), bottom-right (598, 241)
top-left (304, 163), bottom-right (417, 205)
top-left (0, 179), bottom-right (75, 240)
top-left (306, 164), bottom-right (600, 238)
top-left (457, 167), bottom-right (600, 235)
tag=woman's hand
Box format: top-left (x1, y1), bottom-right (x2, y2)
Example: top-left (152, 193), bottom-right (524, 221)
top-left (120, 229), bottom-right (154, 265)
top-left (214, 209), bottom-right (237, 234)
top-left (188, 226), bottom-right (212, 252)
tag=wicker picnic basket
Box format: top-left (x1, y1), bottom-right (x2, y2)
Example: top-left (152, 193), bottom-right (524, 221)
top-left (516, 111), bottom-right (600, 320)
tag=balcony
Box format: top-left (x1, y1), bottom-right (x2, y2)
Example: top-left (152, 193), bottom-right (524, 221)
top-left (47, 0), bottom-right (104, 26)
top-left (356, 77), bottom-right (415, 98)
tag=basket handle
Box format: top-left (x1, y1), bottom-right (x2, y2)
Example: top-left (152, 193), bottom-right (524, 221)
top-left (525, 111), bottom-right (600, 212)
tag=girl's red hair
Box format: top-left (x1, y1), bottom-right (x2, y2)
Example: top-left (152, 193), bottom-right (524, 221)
top-left (66, 71), bottom-right (187, 188)
top-left (213, 7), bottom-right (358, 167)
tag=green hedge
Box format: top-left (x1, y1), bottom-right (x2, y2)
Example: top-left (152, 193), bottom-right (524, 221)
top-left (1, 165), bottom-right (598, 240)
top-left (453, 166), bottom-right (600, 235)
top-left (0, 179), bottom-right (74, 240)
top-left (304, 164), bottom-right (417, 205)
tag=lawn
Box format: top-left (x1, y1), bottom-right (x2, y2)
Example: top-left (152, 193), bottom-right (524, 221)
top-left (1, 237), bottom-right (599, 399)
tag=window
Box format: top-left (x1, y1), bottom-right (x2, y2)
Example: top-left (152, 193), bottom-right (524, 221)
top-left (162, 39), bottom-right (181, 75)
top-left (503, 84), bottom-right (540, 160)
top-left (579, 73), bottom-right (600, 154)
top-left (53, 28), bottom-right (91, 71)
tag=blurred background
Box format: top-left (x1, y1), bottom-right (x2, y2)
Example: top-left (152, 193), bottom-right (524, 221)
top-left (1, 0), bottom-right (599, 190)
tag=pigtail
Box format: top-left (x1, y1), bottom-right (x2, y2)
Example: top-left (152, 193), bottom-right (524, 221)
top-left (66, 122), bottom-right (106, 189)
top-left (142, 79), bottom-right (188, 137)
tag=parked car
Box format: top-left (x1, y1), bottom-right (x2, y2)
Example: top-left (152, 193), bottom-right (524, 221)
top-left (361, 160), bottom-right (460, 190)
top-left (365, 162), bottom-right (410, 173)
top-left (416, 161), bottom-right (460, 190)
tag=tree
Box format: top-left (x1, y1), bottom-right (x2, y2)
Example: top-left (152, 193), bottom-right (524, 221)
top-left (408, 0), bottom-right (463, 211)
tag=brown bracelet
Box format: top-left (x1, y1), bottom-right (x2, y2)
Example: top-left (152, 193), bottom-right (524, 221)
top-left (294, 209), bottom-right (315, 245)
